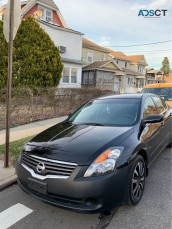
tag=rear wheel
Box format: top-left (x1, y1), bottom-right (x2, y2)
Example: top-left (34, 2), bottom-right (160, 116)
top-left (128, 155), bottom-right (146, 205)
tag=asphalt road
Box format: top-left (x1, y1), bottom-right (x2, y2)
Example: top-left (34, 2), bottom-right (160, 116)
top-left (0, 147), bottom-right (171, 229)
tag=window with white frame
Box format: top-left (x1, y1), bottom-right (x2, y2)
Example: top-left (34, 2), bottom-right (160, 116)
top-left (71, 68), bottom-right (77, 83)
top-left (38, 6), bottom-right (52, 22)
top-left (62, 67), bottom-right (78, 84)
top-left (87, 51), bottom-right (93, 63)
top-left (127, 77), bottom-right (134, 85)
top-left (62, 67), bottom-right (70, 83)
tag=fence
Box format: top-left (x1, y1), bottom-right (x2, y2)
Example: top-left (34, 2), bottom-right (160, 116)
top-left (0, 87), bottom-right (114, 130)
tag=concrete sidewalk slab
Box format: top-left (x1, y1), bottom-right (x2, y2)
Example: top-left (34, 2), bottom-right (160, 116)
top-left (0, 116), bottom-right (67, 145)
top-left (0, 160), bottom-right (17, 189)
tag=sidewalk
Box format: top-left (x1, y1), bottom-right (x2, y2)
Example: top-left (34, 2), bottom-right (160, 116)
top-left (0, 116), bottom-right (67, 190)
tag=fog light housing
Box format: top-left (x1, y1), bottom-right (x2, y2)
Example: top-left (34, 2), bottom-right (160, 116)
top-left (85, 198), bottom-right (98, 207)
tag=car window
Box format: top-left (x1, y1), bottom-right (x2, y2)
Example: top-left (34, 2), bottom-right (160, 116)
top-left (143, 96), bottom-right (158, 118)
top-left (152, 96), bottom-right (166, 114)
top-left (68, 98), bottom-right (140, 126)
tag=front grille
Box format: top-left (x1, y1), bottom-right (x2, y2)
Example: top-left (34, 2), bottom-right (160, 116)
top-left (22, 152), bottom-right (77, 177)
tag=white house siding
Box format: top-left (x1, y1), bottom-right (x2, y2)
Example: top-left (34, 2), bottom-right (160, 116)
top-left (39, 21), bottom-right (83, 88)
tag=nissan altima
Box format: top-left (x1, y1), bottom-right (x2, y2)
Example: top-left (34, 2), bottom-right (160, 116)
top-left (16, 93), bottom-right (172, 213)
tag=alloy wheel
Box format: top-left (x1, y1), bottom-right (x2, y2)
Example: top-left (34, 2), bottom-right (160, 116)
top-left (131, 161), bottom-right (145, 201)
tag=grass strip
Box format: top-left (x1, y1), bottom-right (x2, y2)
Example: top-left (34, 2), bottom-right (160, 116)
top-left (0, 136), bottom-right (33, 165)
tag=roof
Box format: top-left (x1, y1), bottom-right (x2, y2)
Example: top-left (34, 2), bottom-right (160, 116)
top-left (122, 68), bottom-right (141, 76)
top-left (82, 38), bottom-right (148, 66)
top-left (83, 60), bottom-right (122, 71)
top-left (147, 70), bottom-right (163, 74)
top-left (21, 0), bottom-right (58, 15)
top-left (38, 0), bottom-right (59, 10)
top-left (83, 38), bottom-right (109, 53)
top-left (107, 49), bottom-right (129, 61)
top-left (38, 20), bottom-right (83, 35)
top-left (21, 1), bottom-right (28, 5)
top-left (126, 55), bottom-right (148, 65)
top-left (83, 60), bottom-right (110, 70)
top-left (20, 0), bottom-right (69, 28)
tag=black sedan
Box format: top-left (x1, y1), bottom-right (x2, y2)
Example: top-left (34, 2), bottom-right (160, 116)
top-left (16, 93), bottom-right (172, 213)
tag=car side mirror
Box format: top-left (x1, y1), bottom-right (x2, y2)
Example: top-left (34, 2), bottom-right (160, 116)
top-left (143, 115), bottom-right (163, 124)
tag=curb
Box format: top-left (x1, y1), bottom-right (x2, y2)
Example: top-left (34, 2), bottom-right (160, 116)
top-left (0, 178), bottom-right (17, 191)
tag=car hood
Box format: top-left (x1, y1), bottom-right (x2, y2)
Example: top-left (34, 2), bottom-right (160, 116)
top-left (25, 122), bottom-right (134, 165)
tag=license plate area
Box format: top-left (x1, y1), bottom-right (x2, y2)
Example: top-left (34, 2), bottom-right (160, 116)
top-left (28, 178), bottom-right (47, 194)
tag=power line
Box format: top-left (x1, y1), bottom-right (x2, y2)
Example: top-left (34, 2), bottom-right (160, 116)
top-left (124, 49), bottom-right (172, 53)
top-left (105, 40), bottom-right (172, 47)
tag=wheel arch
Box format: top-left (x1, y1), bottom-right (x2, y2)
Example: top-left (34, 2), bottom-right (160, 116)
top-left (137, 150), bottom-right (148, 176)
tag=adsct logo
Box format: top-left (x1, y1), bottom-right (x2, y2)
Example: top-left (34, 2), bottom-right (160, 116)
top-left (138, 9), bottom-right (168, 17)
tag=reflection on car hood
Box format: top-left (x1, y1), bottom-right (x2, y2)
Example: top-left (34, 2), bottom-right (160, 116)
top-left (25, 122), bottom-right (134, 165)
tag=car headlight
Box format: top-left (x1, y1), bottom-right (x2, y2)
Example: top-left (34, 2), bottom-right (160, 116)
top-left (84, 147), bottom-right (124, 177)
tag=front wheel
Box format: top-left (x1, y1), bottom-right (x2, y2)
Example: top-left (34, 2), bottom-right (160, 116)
top-left (127, 155), bottom-right (146, 205)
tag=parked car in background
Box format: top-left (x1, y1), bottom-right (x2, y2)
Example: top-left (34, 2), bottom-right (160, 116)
top-left (16, 94), bottom-right (172, 213)
top-left (142, 83), bottom-right (172, 107)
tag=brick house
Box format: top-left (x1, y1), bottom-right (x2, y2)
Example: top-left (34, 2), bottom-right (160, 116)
top-left (0, 0), bottom-right (83, 88)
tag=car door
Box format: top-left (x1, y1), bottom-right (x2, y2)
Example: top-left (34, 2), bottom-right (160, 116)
top-left (151, 95), bottom-right (171, 148)
top-left (140, 95), bottom-right (164, 163)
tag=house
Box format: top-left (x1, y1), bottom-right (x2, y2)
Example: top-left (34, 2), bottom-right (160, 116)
top-left (81, 38), bottom-right (148, 93)
top-left (146, 69), bottom-right (172, 84)
top-left (82, 60), bottom-right (125, 92)
top-left (82, 38), bottom-right (111, 65)
top-left (0, 0), bottom-right (83, 88)
top-left (82, 39), bottom-right (125, 92)
top-left (146, 69), bottom-right (164, 84)
top-left (108, 50), bottom-right (148, 93)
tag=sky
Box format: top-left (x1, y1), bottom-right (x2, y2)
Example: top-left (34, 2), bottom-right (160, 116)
top-left (0, 0), bottom-right (172, 69)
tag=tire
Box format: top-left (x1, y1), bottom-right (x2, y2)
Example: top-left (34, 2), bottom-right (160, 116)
top-left (127, 155), bottom-right (146, 206)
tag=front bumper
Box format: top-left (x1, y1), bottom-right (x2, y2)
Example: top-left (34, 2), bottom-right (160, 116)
top-left (16, 160), bottom-right (129, 213)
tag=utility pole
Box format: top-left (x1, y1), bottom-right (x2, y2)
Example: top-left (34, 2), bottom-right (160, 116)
top-left (4, 0), bottom-right (14, 168)
top-left (3, 0), bottom-right (21, 167)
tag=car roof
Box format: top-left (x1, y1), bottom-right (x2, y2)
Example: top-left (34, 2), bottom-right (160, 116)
top-left (97, 93), bottom-right (145, 100)
top-left (144, 83), bottom-right (172, 89)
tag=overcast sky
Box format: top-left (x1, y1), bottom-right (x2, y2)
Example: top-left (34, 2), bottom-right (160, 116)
top-left (1, 0), bottom-right (172, 69)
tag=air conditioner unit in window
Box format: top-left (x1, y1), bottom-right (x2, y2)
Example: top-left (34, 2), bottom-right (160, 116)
top-left (58, 46), bottom-right (66, 53)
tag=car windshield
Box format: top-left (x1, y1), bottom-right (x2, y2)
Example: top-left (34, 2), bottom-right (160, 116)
top-left (142, 88), bottom-right (172, 101)
top-left (68, 98), bottom-right (140, 126)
